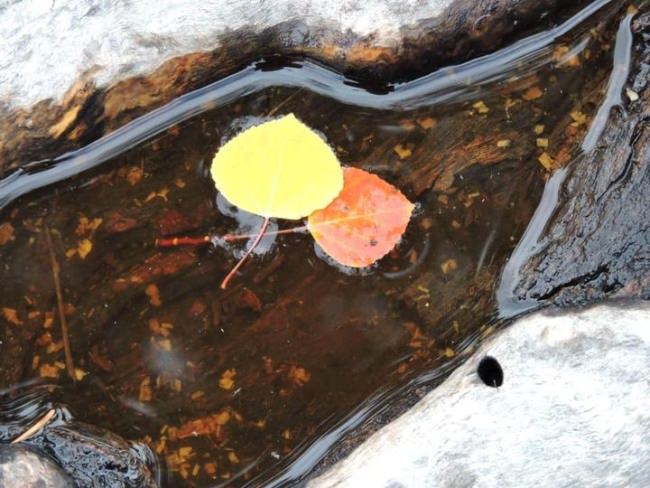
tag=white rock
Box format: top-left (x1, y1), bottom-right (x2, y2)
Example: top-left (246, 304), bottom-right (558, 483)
top-left (310, 301), bottom-right (650, 488)
top-left (0, 0), bottom-right (451, 109)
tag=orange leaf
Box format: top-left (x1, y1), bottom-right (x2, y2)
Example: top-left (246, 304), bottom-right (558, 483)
top-left (307, 168), bottom-right (414, 267)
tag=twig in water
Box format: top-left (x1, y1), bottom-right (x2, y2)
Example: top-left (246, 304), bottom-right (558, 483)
top-left (45, 226), bottom-right (76, 382)
top-left (11, 408), bottom-right (56, 443)
top-left (267, 88), bottom-right (304, 117)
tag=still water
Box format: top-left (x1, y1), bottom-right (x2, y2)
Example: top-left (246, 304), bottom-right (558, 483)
top-left (0, 1), bottom-right (633, 485)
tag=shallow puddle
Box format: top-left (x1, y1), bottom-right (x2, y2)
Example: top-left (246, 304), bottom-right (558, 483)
top-left (0, 1), bottom-right (631, 485)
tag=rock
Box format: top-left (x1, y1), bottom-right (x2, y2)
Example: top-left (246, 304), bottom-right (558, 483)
top-left (0, 389), bottom-right (160, 488)
top-left (0, 0), bottom-right (588, 176)
top-left (504, 9), bottom-right (650, 309)
top-left (0, 444), bottom-right (74, 488)
top-left (309, 300), bottom-right (650, 487)
top-left (26, 422), bottom-right (160, 488)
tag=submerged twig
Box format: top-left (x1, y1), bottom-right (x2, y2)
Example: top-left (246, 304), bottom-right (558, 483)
top-left (11, 408), bottom-right (56, 443)
top-left (45, 226), bottom-right (76, 381)
top-left (267, 88), bottom-right (304, 117)
top-left (155, 225), bottom-right (308, 248)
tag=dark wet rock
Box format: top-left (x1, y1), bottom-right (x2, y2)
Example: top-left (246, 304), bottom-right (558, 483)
top-left (511, 10), bottom-right (650, 306)
top-left (0, 388), bottom-right (160, 488)
top-left (26, 422), bottom-right (160, 488)
top-left (0, 444), bottom-right (74, 488)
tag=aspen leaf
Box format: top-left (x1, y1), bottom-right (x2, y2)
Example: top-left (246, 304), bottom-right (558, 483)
top-left (211, 114), bottom-right (343, 220)
top-left (307, 168), bottom-right (414, 267)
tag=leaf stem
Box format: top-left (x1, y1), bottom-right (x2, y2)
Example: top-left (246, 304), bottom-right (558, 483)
top-left (220, 217), bottom-right (270, 289)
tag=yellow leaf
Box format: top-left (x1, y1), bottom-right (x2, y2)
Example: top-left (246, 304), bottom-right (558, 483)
top-left (211, 114), bottom-right (343, 220)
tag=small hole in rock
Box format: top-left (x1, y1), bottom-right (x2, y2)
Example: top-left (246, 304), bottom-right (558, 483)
top-left (477, 356), bottom-right (503, 388)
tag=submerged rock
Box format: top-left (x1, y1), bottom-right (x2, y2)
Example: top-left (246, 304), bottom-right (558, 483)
top-left (310, 300), bottom-right (650, 487)
top-left (0, 444), bottom-right (73, 488)
top-left (0, 390), bottom-right (160, 488)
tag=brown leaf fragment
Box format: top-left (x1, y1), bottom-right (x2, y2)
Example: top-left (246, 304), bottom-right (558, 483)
top-left (77, 239), bottom-right (93, 259)
top-left (405, 322), bottom-right (434, 349)
top-left (39, 363), bottom-right (61, 379)
top-left (472, 101), bottom-right (489, 114)
top-left (2, 307), bottom-right (23, 325)
top-left (552, 45), bottom-right (581, 67)
top-left (219, 369), bottom-right (236, 391)
top-left (570, 111), bottom-right (588, 126)
top-left (399, 119), bottom-right (416, 131)
top-left (440, 259), bottom-right (458, 274)
top-left (393, 144), bottom-right (412, 159)
top-left (149, 318), bottom-right (172, 337)
top-left (37, 332), bottom-right (53, 346)
top-left (139, 377), bottom-right (153, 402)
top-left (417, 117), bottom-right (436, 130)
top-left (522, 86), bottom-right (543, 101)
top-left (104, 212), bottom-right (137, 233)
top-left (0, 222), bottom-right (15, 245)
top-left (204, 463), bottom-right (217, 477)
top-left (126, 166), bottom-right (144, 186)
top-left (497, 139), bottom-right (511, 148)
top-left (287, 365), bottom-right (311, 387)
top-left (46, 341), bottom-right (64, 354)
top-left (177, 411), bottom-right (230, 440)
top-left (75, 216), bottom-right (103, 236)
top-left (538, 152), bottom-right (555, 171)
top-left (146, 284), bottom-right (162, 307)
top-left (236, 288), bottom-right (262, 312)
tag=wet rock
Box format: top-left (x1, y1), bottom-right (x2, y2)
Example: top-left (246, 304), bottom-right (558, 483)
top-left (0, 388), bottom-right (160, 488)
top-left (27, 422), bottom-right (160, 488)
top-left (0, 444), bottom-right (74, 488)
top-left (309, 300), bottom-right (650, 487)
top-left (508, 10), bottom-right (650, 307)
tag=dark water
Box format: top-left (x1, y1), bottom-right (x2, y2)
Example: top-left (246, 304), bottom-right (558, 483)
top-left (0, 1), bottom-right (633, 485)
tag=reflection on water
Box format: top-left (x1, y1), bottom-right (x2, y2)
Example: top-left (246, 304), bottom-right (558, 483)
top-left (0, 1), bottom-right (631, 486)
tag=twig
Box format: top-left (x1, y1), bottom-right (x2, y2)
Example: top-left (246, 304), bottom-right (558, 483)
top-left (45, 227), bottom-right (76, 381)
top-left (267, 88), bottom-right (304, 117)
top-left (155, 235), bottom-right (211, 247)
top-left (11, 408), bottom-right (56, 443)
top-left (155, 225), bottom-right (308, 248)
